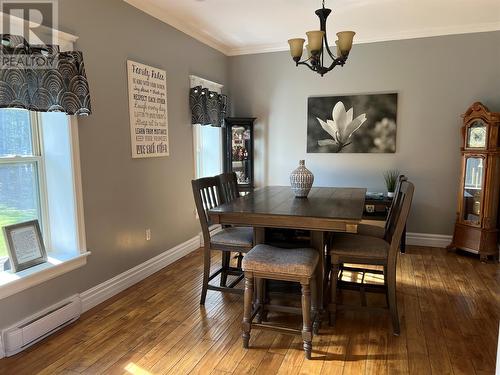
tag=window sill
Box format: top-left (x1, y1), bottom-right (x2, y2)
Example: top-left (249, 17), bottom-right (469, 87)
top-left (0, 251), bottom-right (91, 300)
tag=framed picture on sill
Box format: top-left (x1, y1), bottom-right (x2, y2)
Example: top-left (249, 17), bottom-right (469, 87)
top-left (3, 220), bottom-right (47, 272)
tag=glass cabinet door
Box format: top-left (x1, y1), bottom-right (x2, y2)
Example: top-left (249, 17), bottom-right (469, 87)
top-left (462, 156), bottom-right (485, 224)
top-left (230, 125), bottom-right (251, 185)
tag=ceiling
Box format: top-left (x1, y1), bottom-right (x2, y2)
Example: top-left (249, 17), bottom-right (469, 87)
top-left (124, 0), bottom-right (500, 56)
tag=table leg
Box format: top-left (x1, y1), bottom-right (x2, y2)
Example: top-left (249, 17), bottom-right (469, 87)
top-left (310, 231), bottom-right (325, 313)
top-left (253, 227), bottom-right (265, 245)
top-left (253, 227), bottom-right (266, 321)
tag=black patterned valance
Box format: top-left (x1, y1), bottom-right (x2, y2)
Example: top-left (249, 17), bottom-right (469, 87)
top-left (189, 85), bottom-right (227, 127)
top-left (0, 35), bottom-right (92, 116)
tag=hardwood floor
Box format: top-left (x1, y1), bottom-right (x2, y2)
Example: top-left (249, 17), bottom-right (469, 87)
top-left (0, 246), bottom-right (498, 375)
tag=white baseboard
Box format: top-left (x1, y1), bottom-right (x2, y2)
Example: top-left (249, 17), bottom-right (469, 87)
top-left (80, 235), bottom-right (201, 313)
top-left (406, 232), bottom-right (452, 248)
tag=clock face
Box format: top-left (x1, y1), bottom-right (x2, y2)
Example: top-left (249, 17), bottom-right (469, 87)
top-left (467, 121), bottom-right (487, 148)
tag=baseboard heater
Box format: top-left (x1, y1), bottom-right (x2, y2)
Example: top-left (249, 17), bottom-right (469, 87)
top-left (1, 295), bottom-right (81, 357)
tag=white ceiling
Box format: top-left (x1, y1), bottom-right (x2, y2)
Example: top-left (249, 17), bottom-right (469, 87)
top-left (124, 0), bottom-right (500, 56)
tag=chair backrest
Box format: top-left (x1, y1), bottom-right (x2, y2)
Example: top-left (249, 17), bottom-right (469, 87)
top-left (384, 175), bottom-right (408, 235)
top-left (217, 172), bottom-right (240, 203)
top-left (386, 180), bottom-right (414, 264)
top-left (192, 176), bottom-right (222, 246)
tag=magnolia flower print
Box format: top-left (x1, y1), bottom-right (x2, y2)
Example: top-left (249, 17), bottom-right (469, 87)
top-left (316, 101), bottom-right (367, 152)
top-left (372, 118), bottom-right (397, 152)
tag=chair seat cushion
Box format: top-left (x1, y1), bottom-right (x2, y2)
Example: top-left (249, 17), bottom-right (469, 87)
top-left (242, 244), bottom-right (319, 277)
top-left (330, 233), bottom-right (389, 260)
top-left (357, 223), bottom-right (385, 238)
top-left (211, 227), bottom-right (253, 248)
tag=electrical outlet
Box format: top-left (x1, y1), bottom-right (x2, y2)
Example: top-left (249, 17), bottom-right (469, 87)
top-left (365, 204), bottom-right (375, 213)
top-left (145, 229), bottom-right (151, 241)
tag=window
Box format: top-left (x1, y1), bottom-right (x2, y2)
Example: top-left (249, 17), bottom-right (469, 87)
top-left (193, 124), bottom-right (223, 178)
top-left (0, 25), bottom-right (87, 299)
top-left (0, 109), bottom-right (47, 260)
top-left (0, 109), bottom-right (88, 299)
top-left (190, 75), bottom-right (224, 179)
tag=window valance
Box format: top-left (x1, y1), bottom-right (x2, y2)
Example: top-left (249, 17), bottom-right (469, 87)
top-left (189, 85), bottom-right (227, 127)
top-left (0, 35), bottom-right (92, 116)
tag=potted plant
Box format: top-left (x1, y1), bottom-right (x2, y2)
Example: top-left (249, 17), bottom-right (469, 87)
top-left (383, 169), bottom-right (400, 198)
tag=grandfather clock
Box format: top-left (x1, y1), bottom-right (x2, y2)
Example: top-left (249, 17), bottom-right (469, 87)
top-left (448, 102), bottom-right (500, 261)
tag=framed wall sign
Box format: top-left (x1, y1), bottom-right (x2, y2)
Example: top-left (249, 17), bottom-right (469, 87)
top-left (127, 60), bottom-right (169, 158)
top-left (3, 220), bottom-right (47, 272)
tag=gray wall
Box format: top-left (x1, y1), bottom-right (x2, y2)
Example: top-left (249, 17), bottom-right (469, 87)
top-left (0, 0), bottom-right (228, 328)
top-left (228, 31), bottom-right (500, 235)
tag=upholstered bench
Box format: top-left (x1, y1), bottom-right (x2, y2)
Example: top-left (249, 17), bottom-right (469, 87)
top-left (241, 244), bottom-right (319, 359)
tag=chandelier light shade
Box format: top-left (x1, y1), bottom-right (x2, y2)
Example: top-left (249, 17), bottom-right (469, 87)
top-left (306, 31), bottom-right (324, 53)
top-left (288, 0), bottom-right (356, 76)
top-left (336, 31), bottom-right (355, 56)
top-left (288, 38), bottom-right (305, 59)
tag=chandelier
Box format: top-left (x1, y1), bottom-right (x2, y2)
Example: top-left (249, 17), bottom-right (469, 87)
top-left (288, 0), bottom-right (355, 77)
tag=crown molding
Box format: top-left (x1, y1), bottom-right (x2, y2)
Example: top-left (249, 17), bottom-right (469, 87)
top-left (122, 1), bottom-right (500, 57)
top-left (123, 0), bottom-right (231, 55)
top-left (227, 21), bottom-right (500, 56)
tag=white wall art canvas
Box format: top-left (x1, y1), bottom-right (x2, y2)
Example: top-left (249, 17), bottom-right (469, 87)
top-left (127, 60), bottom-right (169, 158)
top-left (307, 93), bottom-right (398, 153)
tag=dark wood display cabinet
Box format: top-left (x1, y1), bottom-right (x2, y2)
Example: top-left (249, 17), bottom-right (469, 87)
top-left (223, 117), bottom-right (256, 194)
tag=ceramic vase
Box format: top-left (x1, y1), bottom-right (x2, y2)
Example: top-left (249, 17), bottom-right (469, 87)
top-left (290, 160), bottom-right (314, 198)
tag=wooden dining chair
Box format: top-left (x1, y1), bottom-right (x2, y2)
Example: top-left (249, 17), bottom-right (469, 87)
top-left (323, 175), bottom-right (408, 306)
top-left (192, 176), bottom-right (254, 305)
top-left (217, 172), bottom-right (240, 202)
top-left (217, 172), bottom-right (245, 284)
top-left (328, 180), bottom-right (414, 335)
top-left (357, 175), bottom-right (407, 239)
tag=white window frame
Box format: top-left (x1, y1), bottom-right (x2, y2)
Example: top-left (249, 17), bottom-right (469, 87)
top-left (190, 75), bottom-right (224, 179)
top-left (68, 116), bottom-right (87, 256)
top-left (0, 112), bottom-right (50, 247)
top-left (0, 20), bottom-right (88, 300)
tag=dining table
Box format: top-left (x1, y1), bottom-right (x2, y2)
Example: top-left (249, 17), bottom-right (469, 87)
top-left (208, 185), bottom-right (367, 311)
